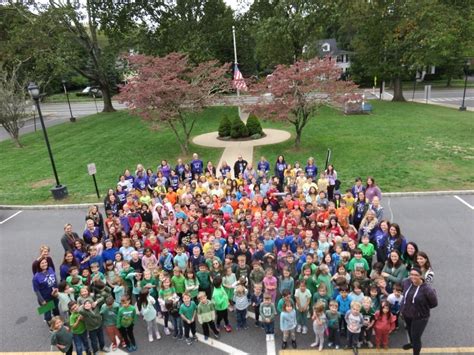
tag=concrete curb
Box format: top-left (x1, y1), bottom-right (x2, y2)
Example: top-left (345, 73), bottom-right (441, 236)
top-left (1, 190), bottom-right (472, 210)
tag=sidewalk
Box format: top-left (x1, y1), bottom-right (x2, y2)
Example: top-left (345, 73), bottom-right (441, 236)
top-left (193, 109), bottom-right (291, 175)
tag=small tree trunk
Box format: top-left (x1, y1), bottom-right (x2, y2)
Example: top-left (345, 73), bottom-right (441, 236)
top-left (446, 76), bottom-right (452, 87)
top-left (101, 83), bottom-right (116, 113)
top-left (13, 136), bottom-right (22, 148)
top-left (294, 129), bottom-right (302, 148)
top-left (392, 76), bottom-right (406, 102)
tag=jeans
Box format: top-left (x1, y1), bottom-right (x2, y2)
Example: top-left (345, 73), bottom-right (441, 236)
top-left (183, 321), bottom-right (196, 339)
top-left (119, 324), bottom-right (136, 347)
top-left (216, 309), bottom-right (230, 327)
top-left (263, 320), bottom-right (275, 334)
top-left (73, 332), bottom-right (90, 355)
top-left (202, 321), bottom-right (219, 337)
top-left (296, 310), bottom-right (307, 327)
top-left (236, 309), bottom-right (247, 328)
top-left (328, 327), bottom-right (341, 346)
top-left (347, 330), bottom-right (359, 348)
top-left (405, 317), bottom-right (429, 355)
top-left (88, 327), bottom-right (105, 352)
top-left (42, 298), bottom-right (59, 322)
top-left (170, 315), bottom-right (183, 337)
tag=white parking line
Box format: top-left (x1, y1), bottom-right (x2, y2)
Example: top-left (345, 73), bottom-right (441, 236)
top-left (454, 195), bottom-right (474, 210)
top-left (0, 210), bottom-right (22, 225)
top-left (155, 318), bottom-right (249, 355)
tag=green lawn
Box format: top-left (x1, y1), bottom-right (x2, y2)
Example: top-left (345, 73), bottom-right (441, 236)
top-left (0, 107), bottom-right (234, 204)
top-left (255, 100), bottom-right (474, 192)
top-left (1, 101), bottom-right (473, 204)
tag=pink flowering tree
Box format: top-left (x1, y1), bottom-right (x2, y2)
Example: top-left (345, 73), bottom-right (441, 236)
top-left (248, 57), bottom-right (360, 148)
top-left (118, 52), bottom-right (230, 154)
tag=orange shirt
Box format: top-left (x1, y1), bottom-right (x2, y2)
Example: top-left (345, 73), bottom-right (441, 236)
top-left (166, 191), bottom-right (178, 205)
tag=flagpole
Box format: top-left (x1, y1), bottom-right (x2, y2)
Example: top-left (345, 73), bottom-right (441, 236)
top-left (232, 25), bottom-right (241, 118)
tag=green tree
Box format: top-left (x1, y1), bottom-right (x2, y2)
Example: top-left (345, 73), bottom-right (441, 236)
top-left (246, 113), bottom-right (263, 136)
top-left (218, 115), bottom-right (232, 137)
top-left (230, 116), bottom-right (248, 138)
top-left (345, 0), bottom-right (468, 101)
top-left (0, 63), bottom-right (27, 148)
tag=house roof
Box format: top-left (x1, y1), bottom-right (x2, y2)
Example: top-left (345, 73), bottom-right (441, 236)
top-left (317, 38), bottom-right (353, 57)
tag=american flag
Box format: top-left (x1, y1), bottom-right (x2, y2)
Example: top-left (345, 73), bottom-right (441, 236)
top-left (232, 64), bottom-right (248, 91)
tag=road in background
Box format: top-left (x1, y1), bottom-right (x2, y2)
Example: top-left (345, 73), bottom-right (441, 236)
top-left (0, 101), bottom-right (127, 142)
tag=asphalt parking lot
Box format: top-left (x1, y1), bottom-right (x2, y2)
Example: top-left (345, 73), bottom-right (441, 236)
top-left (0, 194), bottom-right (473, 354)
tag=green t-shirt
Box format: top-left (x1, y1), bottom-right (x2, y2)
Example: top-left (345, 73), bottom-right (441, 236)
top-left (179, 301), bottom-right (197, 321)
top-left (159, 287), bottom-right (176, 301)
top-left (100, 303), bottom-right (119, 326)
top-left (347, 257), bottom-right (369, 272)
top-left (196, 271), bottom-right (211, 289)
top-left (51, 325), bottom-right (73, 353)
top-left (69, 312), bottom-right (86, 335)
top-left (140, 277), bottom-right (158, 299)
top-left (117, 305), bottom-right (137, 328)
top-left (172, 275), bottom-right (186, 294)
top-left (185, 278), bottom-right (200, 298)
top-left (325, 310), bottom-right (341, 329)
top-left (212, 286), bottom-right (229, 311)
top-left (358, 243), bottom-right (375, 258)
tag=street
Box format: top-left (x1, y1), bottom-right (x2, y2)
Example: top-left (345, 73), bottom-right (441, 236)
top-left (2, 86), bottom-right (472, 143)
top-left (0, 195), bottom-right (473, 354)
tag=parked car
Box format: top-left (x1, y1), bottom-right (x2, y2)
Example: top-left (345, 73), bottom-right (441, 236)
top-left (76, 86), bottom-right (102, 98)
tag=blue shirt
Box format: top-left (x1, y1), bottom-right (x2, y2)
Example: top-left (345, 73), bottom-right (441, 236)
top-left (305, 164), bottom-right (318, 178)
top-left (336, 294), bottom-right (353, 315)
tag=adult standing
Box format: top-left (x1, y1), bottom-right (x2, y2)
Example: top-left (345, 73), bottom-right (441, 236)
top-left (381, 250), bottom-right (406, 289)
top-left (190, 153), bottom-right (204, 178)
top-left (234, 155), bottom-right (248, 178)
top-left (60, 224), bottom-right (81, 252)
top-left (401, 267), bottom-right (438, 355)
top-left (304, 157), bottom-right (318, 180)
top-left (85, 205), bottom-right (104, 233)
top-left (325, 164), bottom-right (338, 200)
top-left (386, 223), bottom-right (407, 257)
top-left (416, 252), bottom-right (435, 285)
top-left (32, 257), bottom-right (59, 323)
top-left (257, 156), bottom-right (270, 178)
top-left (32, 245), bottom-right (56, 274)
top-left (274, 155), bottom-right (287, 190)
top-left (365, 177), bottom-right (382, 203)
top-left (352, 191), bottom-right (369, 230)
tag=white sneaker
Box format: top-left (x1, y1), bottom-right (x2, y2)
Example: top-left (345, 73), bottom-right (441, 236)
top-left (266, 334), bottom-right (270, 341)
top-left (296, 325), bottom-right (302, 333)
top-left (271, 334), bottom-right (275, 341)
top-left (319, 345), bottom-right (323, 351)
top-left (335, 345), bottom-right (340, 349)
top-left (149, 334), bottom-right (154, 342)
top-left (155, 331), bottom-right (161, 340)
top-left (310, 342), bottom-right (318, 348)
top-left (164, 327), bottom-right (171, 335)
top-left (328, 342), bottom-right (333, 347)
top-left (367, 341), bottom-right (374, 348)
top-left (302, 326), bottom-right (308, 334)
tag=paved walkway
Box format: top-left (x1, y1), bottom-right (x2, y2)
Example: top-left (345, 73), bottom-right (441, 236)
top-left (193, 109), bottom-right (291, 175)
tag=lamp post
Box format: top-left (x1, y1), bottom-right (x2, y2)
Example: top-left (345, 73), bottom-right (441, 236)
top-left (28, 82), bottom-right (68, 200)
top-left (62, 80), bottom-right (76, 122)
top-left (459, 60), bottom-right (470, 111)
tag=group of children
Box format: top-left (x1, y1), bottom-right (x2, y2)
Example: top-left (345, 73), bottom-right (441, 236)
top-left (40, 156), bottom-right (433, 355)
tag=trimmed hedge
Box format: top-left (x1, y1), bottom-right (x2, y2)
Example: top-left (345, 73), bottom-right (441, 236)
top-left (230, 116), bottom-right (248, 138)
top-left (246, 113), bottom-right (263, 136)
top-left (218, 115), bottom-right (231, 137)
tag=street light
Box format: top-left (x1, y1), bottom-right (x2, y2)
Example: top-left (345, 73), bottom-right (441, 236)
top-left (61, 80), bottom-right (76, 122)
top-left (28, 82), bottom-right (68, 200)
top-left (459, 59), bottom-right (470, 111)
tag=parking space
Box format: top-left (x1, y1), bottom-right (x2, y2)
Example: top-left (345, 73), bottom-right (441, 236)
top-left (0, 195), bottom-right (473, 354)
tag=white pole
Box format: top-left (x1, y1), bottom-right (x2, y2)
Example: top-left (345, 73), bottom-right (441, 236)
top-left (232, 26), bottom-right (241, 118)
